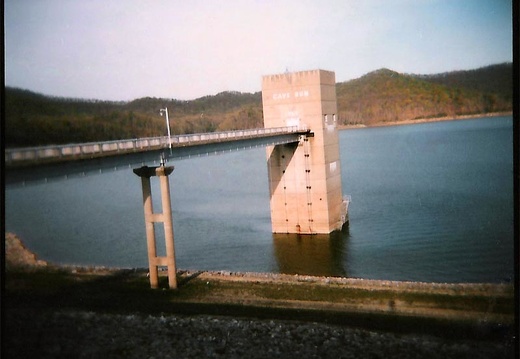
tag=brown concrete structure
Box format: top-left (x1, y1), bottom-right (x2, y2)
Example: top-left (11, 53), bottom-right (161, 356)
top-left (262, 70), bottom-right (348, 234)
top-left (133, 163), bottom-right (177, 289)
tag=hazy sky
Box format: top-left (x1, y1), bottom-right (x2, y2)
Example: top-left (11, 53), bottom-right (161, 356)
top-left (5, 0), bottom-right (512, 101)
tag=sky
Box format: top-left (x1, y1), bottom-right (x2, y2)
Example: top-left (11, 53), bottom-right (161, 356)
top-left (5, 0), bottom-right (513, 101)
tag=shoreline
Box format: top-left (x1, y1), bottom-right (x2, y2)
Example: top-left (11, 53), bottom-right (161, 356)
top-left (5, 234), bottom-right (514, 334)
top-left (339, 111), bottom-right (512, 130)
top-left (5, 264), bottom-right (515, 341)
top-left (4, 233), bottom-right (516, 357)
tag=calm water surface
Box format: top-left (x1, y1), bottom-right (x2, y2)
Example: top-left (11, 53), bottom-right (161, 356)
top-left (5, 116), bottom-right (514, 283)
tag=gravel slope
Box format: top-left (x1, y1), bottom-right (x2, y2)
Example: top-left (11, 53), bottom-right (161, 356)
top-left (5, 309), bottom-right (513, 359)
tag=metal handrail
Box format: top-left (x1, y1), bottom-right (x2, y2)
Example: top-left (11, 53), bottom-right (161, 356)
top-left (5, 126), bottom-right (307, 163)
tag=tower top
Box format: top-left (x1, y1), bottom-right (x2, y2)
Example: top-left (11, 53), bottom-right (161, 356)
top-left (262, 69), bottom-right (335, 86)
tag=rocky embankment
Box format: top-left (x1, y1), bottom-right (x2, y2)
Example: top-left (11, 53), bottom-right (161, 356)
top-left (4, 233), bottom-right (516, 358)
top-left (4, 232), bottom-right (48, 269)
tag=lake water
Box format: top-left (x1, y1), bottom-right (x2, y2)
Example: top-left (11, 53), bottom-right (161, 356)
top-left (5, 116), bottom-right (514, 283)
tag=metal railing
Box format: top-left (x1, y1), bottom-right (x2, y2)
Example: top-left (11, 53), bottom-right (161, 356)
top-left (5, 126), bottom-right (307, 165)
top-left (340, 194), bottom-right (351, 225)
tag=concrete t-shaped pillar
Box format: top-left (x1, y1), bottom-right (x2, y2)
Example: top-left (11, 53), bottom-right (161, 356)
top-left (133, 164), bottom-right (177, 289)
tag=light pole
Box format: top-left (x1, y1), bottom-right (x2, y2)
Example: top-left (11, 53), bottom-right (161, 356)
top-left (160, 108), bottom-right (172, 149)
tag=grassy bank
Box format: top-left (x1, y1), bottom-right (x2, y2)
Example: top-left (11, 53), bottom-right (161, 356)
top-left (4, 266), bottom-right (514, 341)
top-left (4, 233), bottom-right (515, 342)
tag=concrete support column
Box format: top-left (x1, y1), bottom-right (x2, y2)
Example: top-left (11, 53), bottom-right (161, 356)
top-left (158, 167), bottom-right (177, 289)
top-left (140, 175), bottom-right (159, 288)
top-left (133, 164), bottom-right (177, 289)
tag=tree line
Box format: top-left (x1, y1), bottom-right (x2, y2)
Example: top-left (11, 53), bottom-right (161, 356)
top-left (336, 63), bottom-right (512, 126)
top-left (4, 62), bottom-right (511, 147)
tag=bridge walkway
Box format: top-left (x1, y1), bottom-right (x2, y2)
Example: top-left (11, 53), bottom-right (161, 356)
top-left (5, 126), bottom-right (311, 185)
top-left (5, 126), bottom-right (309, 167)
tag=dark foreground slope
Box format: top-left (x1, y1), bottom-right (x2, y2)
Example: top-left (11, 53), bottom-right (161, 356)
top-left (4, 233), bottom-right (516, 358)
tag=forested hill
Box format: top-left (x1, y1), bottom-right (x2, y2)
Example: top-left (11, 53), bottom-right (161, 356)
top-left (336, 62), bottom-right (512, 125)
top-left (5, 89), bottom-right (263, 147)
top-left (4, 62), bottom-right (512, 147)
top-left (411, 63), bottom-right (512, 101)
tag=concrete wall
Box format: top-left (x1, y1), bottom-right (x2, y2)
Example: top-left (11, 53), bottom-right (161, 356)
top-left (262, 70), bottom-right (346, 234)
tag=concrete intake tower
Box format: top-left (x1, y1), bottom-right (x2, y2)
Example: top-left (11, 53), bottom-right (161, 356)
top-left (262, 69), bottom-right (348, 234)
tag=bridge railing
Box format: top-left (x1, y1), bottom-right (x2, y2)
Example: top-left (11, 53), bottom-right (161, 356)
top-left (340, 194), bottom-right (351, 225)
top-left (170, 125), bottom-right (304, 145)
top-left (5, 137), bottom-right (169, 163)
top-left (5, 125), bottom-right (307, 165)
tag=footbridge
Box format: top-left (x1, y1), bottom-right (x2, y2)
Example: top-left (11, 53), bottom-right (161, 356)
top-left (5, 125), bottom-right (311, 187)
top-left (5, 125), bottom-right (309, 167)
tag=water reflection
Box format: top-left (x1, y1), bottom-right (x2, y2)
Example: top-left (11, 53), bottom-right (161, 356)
top-left (272, 230), bottom-right (349, 277)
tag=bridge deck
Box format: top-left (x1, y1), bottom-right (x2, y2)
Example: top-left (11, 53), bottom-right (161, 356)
top-left (5, 126), bottom-right (311, 185)
top-left (5, 126), bottom-right (308, 167)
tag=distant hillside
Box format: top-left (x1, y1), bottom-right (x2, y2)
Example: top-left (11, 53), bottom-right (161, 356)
top-left (4, 63), bottom-right (512, 147)
top-left (336, 63), bottom-right (512, 126)
top-left (4, 89), bottom-right (263, 147)
top-left (412, 63), bottom-right (512, 101)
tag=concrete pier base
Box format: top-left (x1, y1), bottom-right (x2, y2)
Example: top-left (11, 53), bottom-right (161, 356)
top-left (133, 164), bottom-right (177, 289)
